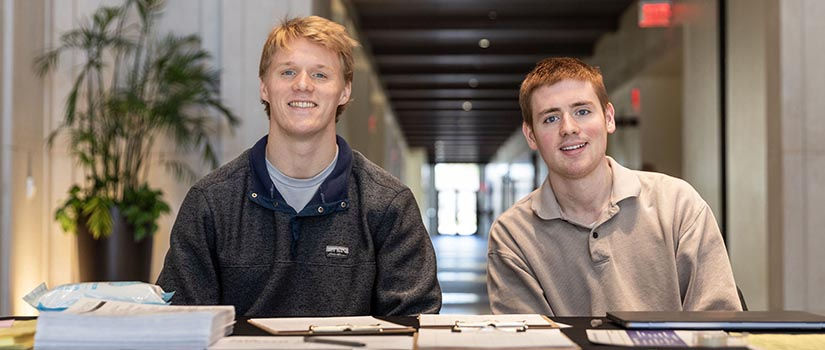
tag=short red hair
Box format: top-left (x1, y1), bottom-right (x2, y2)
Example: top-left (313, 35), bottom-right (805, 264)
top-left (519, 57), bottom-right (609, 126)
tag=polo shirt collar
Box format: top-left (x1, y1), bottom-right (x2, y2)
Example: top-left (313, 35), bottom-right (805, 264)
top-left (607, 156), bottom-right (641, 205)
top-left (532, 156), bottom-right (641, 220)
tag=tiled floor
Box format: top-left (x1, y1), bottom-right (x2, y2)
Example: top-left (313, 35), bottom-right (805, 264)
top-left (432, 234), bottom-right (491, 314)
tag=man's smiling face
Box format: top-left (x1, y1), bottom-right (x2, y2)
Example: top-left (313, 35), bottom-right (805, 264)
top-left (523, 79), bottom-right (616, 180)
top-left (260, 38), bottom-right (351, 138)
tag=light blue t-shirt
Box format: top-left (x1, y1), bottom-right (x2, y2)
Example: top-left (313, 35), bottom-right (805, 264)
top-left (265, 147), bottom-right (338, 213)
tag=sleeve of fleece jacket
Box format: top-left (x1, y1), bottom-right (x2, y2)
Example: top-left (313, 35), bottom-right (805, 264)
top-left (372, 188), bottom-right (442, 315)
top-left (156, 187), bottom-right (220, 305)
top-left (676, 199), bottom-right (743, 311)
top-left (487, 221), bottom-right (555, 315)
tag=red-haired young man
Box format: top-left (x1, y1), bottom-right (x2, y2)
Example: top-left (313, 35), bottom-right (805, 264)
top-left (487, 57), bottom-right (741, 316)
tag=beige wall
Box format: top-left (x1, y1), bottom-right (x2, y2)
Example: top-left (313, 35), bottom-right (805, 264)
top-left (680, 0), bottom-right (721, 218)
top-left (727, 0), bottom-right (825, 313)
top-left (772, 0), bottom-right (825, 313)
top-left (7, 0), bottom-right (49, 316)
top-left (727, 0), bottom-right (769, 310)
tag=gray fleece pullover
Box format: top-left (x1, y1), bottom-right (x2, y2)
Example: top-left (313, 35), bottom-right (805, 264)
top-left (157, 135), bottom-right (441, 317)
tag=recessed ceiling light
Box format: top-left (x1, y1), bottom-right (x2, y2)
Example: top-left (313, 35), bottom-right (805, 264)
top-left (488, 11), bottom-right (498, 20)
top-left (468, 78), bottom-right (479, 88)
top-left (462, 101), bottom-right (473, 111)
top-left (478, 38), bottom-right (490, 49)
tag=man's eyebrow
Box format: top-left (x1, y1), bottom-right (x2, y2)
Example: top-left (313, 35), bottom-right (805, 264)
top-left (570, 101), bottom-right (594, 108)
top-left (536, 107), bottom-right (561, 115)
top-left (272, 61), bottom-right (331, 70)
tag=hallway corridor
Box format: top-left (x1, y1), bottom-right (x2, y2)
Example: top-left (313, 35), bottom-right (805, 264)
top-left (432, 235), bottom-right (491, 314)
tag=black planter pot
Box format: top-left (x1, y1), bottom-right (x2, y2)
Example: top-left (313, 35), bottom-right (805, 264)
top-left (76, 207), bottom-right (153, 282)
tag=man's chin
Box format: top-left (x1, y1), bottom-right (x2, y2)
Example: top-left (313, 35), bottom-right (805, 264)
top-left (550, 160), bottom-right (599, 180)
top-left (277, 123), bottom-right (334, 139)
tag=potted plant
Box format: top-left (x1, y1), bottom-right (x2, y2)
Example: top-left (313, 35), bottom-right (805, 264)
top-left (34, 0), bottom-right (238, 282)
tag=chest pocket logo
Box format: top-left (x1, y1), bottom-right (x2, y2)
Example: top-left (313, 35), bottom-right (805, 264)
top-left (325, 245), bottom-right (349, 259)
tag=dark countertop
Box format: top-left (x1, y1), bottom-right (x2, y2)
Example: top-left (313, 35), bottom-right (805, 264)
top-left (2, 315), bottom-right (801, 349)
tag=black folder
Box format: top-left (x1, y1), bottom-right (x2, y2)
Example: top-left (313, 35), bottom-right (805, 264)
top-left (607, 311), bottom-right (825, 330)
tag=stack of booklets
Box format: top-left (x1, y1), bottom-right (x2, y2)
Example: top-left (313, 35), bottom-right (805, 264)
top-left (34, 297), bottom-right (235, 349)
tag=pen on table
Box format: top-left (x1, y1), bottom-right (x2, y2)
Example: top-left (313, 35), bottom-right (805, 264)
top-left (304, 336), bottom-right (366, 347)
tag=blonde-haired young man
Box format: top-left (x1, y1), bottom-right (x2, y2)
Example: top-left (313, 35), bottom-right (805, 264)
top-left (487, 57), bottom-right (741, 316)
top-left (158, 16), bottom-right (441, 317)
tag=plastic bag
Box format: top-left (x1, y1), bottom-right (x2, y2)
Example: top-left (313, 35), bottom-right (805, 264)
top-left (23, 281), bottom-right (174, 311)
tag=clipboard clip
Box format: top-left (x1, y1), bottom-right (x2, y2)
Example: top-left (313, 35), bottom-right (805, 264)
top-left (309, 323), bottom-right (384, 333)
top-left (451, 320), bottom-right (529, 332)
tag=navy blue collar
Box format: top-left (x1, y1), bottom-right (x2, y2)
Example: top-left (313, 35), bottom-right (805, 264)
top-left (248, 135), bottom-right (353, 216)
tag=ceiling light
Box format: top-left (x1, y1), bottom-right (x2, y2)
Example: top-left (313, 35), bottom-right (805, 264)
top-left (462, 101), bottom-right (473, 111)
top-left (478, 38), bottom-right (490, 49)
top-left (468, 78), bottom-right (479, 88)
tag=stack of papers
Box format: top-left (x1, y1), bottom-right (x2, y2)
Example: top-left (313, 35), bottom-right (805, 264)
top-left (34, 297), bottom-right (235, 349)
top-left (417, 328), bottom-right (579, 349)
top-left (417, 314), bottom-right (578, 349)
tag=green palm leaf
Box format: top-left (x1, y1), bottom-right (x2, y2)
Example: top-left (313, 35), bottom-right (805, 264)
top-left (36, 0), bottom-right (238, 240)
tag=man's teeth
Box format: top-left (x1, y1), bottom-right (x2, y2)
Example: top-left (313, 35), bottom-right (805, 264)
top-left (560, 143), bottom-right (586, 151)
top-left (288, 101), bottom-right (316, 108)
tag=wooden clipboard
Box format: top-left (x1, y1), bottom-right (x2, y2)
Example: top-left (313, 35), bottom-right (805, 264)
top-left (416, 314), bottom-right (560, 329)
top-left (248, 316), bottom-right (415, 336)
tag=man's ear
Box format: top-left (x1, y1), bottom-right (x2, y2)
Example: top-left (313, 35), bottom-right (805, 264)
top-left (338, 81), bottom-right (352, 106)
top-left (260, 79), bottom-right (269, 103)
top-left (522, 122), bottom-right (539, 151)
top-left (605, 102), bottom-right (616, 134)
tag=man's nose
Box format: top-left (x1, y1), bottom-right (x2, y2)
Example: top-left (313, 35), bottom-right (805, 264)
top-left (559, 114), bottom-right (580, 136)
top-left (293, 71), bottom-right (313, 91)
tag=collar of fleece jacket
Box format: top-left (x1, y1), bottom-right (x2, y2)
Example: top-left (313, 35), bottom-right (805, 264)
top-left (246, 134), bottom-right (352, 217)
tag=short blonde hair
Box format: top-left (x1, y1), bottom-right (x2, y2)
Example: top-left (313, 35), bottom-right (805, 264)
top-left (259, 16), bottom-right (360, 120)
top-left (519, 57), bottom-right (609, 127)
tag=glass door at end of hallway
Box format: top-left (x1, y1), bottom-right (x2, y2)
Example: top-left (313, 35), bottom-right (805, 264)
top-left (434, 163), bottom-right (479, 236)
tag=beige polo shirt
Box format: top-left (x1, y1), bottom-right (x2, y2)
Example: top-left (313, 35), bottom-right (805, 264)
top-left (487, 157), bottom-right (742, 316)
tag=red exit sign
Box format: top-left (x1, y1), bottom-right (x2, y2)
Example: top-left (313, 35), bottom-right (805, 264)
top-left (639, 0), bottom-right (672, 28)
